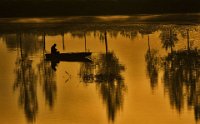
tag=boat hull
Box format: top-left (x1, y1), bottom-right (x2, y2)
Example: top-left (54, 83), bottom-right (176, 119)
top-left (45, 52), bottom-right (92, 62)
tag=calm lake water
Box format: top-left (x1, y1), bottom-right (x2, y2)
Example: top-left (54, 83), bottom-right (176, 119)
top-left (0, 16), bottom-right (200, 124)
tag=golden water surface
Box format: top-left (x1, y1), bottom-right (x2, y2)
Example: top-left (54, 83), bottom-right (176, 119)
top-left (0, 21), bottom-right (200, 124)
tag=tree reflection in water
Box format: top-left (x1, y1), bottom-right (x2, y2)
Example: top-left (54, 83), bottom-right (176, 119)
top-left (145, 35), bottom-right (160, 90)
top-left (80, 31), bottom-right (126, 121)
top-left (145, 29), bottom-right (200, 121)
top-left (14, 58), bottom-right (38, 122)
top-left (11, 33), bottom-right (57, 122)
top-left (13, 33), bottom-right (38, 122)
top-left (95, 53), bottom-right (126, 121)
top-left (80, 52), bottom-right (126, 122)
top-left (162, 47), bottom-right (200, 119)
top-left (38, 60), bottom-right (57, 109)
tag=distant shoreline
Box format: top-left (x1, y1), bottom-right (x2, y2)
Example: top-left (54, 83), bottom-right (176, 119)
top-left (1, 14), bottom-right (200, 24)
top-left (0, 1), bottom-right (200, 18)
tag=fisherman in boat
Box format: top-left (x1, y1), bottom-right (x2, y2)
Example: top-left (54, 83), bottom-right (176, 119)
top-left (51, 44), bottom-right (59, 55)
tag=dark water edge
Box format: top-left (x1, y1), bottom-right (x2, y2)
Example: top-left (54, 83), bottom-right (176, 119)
top-left (0, 1), bottom-right (200, 17)
top-left (0, 14), bottom-right (200, 34)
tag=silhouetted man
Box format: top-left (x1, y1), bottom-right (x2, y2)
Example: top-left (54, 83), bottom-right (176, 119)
top-left (51, 44), bottom-right (59, 54)
top-left (51, 44), bottom-right (59, 71)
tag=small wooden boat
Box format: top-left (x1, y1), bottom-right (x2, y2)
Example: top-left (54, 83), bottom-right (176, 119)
top-left (45, 52), bottom-right (92, 62)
